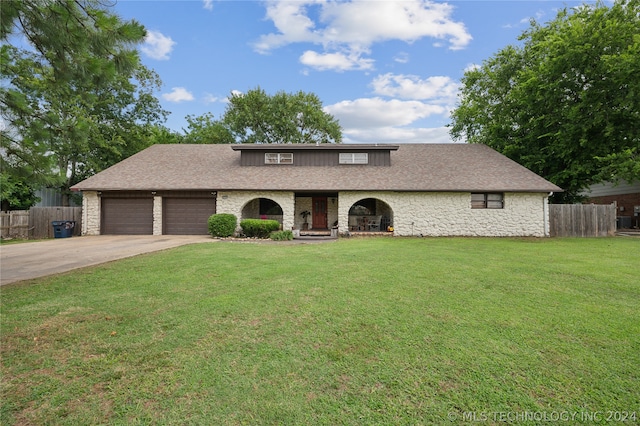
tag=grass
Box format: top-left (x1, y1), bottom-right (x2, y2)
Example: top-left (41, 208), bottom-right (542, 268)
top-left (0, 238), bottom-right (43, 245)
top-left (1, 237), bottom-right (639, 425)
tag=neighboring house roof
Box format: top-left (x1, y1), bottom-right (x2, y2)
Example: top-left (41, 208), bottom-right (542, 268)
top-left (581, 180), bottom-right (640, 198)
top-left (72, 144), bottom-right (562, 193)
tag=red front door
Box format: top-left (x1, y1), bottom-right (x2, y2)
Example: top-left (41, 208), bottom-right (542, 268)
top-left (312, 197), bottom-right (328, 229)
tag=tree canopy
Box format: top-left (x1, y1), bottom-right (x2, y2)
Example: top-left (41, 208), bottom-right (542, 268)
top-left (182, 112), bottom-right (234, 144)
top-left (221, 88), bottom-right (342, 144)
top-left (449, 0), bottom-right (639, 202)
top-left (1, 0), bottom-right (167, 208)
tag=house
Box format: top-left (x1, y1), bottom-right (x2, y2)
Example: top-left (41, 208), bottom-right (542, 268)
top-left (582, 180), bottom-right (640, 229)
top-left (71, 143), bottom-right (562, 237)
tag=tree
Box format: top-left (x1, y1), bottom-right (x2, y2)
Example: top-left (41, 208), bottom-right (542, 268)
top-left (449, 0), bottom-right (640, 202)
top-left (1, 0), bottom-right (167, 207)
top-left (182, 112), bottom-right (234, 144)
top-left (146, 124), bottom-right (185, 145)
top-left (222, 87), bottom-right (342, 144)
top-left (0, 173), bottom-right (39, 211)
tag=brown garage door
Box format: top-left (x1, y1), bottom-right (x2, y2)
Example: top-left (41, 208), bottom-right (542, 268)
top-left (102, 198), bottom-right (153, 235)
top-left (163, 198), bottom-right (216, 235)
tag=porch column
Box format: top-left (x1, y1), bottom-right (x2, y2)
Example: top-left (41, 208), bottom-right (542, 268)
top-left (81, 191), bottom-right (101, 236)
top-left (153, 196), bottom-right (163, 235)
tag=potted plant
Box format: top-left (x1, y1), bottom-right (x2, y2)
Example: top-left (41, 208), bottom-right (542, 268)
top-left (300, 210), bottom-right (311, 230)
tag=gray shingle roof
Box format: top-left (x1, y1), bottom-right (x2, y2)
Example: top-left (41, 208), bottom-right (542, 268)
top-left (72, 144), bottom-right (562, 193)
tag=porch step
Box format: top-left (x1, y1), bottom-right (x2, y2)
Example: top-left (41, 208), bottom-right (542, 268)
top-left (348, 231), bottom-right (394, 237)
top-left (299, 230), bottom-right (332, 237)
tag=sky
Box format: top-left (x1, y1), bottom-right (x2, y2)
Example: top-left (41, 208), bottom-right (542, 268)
top-left (113, 0), bottom-right (597, 144)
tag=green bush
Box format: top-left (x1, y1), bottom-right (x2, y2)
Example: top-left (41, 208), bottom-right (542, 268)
top-left (240, 219), bottom-right (280, 238)
top-left (270, 230), bottom-right (294, 241)
top-left (208, 214), bottom-right (237, 237)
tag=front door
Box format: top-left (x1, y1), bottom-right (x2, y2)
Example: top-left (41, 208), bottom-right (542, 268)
top-left (312, 197), bottom-right (328, 229)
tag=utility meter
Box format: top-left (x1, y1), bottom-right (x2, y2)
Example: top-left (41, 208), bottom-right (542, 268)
top-left (634, 206), bottom-right (640, 216)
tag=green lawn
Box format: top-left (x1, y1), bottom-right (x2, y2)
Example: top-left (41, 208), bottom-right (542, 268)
top-left (1, 238), bottom-right (638, 425)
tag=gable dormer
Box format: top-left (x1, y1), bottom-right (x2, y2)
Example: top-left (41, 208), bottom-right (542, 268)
top-left (231, 144), bottom-right (399, 166)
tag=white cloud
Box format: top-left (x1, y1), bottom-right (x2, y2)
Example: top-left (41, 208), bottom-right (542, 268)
top-left (141, 30), bottom-right (176, 60)
top-left (319, 1), bottom-right (471, 49)
top-left (326, 97), bottom-right (445, 129)
top-left (371, 73), bottom-right (459, 103)
top-left (203, 0), bottom-right (214, 11)
top-left (325, 96), bottom-right (455, 143)
top-left (162, 87), bottom-right (194, 103)
top-left (253, 0), bottom-right (472, 71)
top-left (343, 126), bottom-right (454, 144)
top-left (253, 1), bottom-right (321, 53)
top-left (394, 52), bottom-right (410, 64)
top-left (300, 50), bottom-right (374, 71)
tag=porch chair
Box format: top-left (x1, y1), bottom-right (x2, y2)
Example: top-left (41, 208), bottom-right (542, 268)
top-left (368, 215), bottom-right (382, 231)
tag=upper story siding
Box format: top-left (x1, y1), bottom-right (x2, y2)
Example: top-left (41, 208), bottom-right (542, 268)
top-left (237, 149), bottom-right (393, 166)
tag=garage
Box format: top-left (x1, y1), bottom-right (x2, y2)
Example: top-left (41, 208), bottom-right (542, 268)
top-left (101, 196), bottom-right (153, 235)
top-left (163, 196), bottom-right (216, 235)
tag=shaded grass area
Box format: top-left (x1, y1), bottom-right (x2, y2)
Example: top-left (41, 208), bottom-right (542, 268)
top-left (1, 238), bottom-right (639, 424)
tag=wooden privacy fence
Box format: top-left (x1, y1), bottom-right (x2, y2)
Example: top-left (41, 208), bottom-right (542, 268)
top-left (0, 207), bottom-right (82, 239)
top-left (0, 210), bottom-right (30, 239)
top-left (549, 203), bottom-right (616, 237)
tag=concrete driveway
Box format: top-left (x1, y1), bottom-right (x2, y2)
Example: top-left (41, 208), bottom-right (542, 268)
top-left (0, 235), bottom-right (215, 286)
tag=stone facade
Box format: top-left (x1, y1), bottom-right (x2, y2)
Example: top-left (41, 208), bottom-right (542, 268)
top-left (339, 191), bottom-right (549, 237)
top-left (217, 191), bottom-right (296, 232)
top-left (80, 189), bottom-right (550, 237)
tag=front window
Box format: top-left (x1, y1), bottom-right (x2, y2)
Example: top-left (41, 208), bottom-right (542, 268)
top-left (339, 152), bottom-right (368, 164)
top-left (471, 193), bottom-right (504, 209)
top-left (265, 153), bottom-right (293, 164)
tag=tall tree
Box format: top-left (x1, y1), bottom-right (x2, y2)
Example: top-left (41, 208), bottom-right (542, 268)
top-left (182, 112), bottom-right (234, 144)
top-left (449, 0), bottom-right (639, 202)
top-left (146, 124), bottom-right (185, 145)
top-left (222, 88), bottom-right (342, 144)
top-left (1, 0), bottom-right (167, 207)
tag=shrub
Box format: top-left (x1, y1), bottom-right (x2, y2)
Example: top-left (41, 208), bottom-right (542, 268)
top-left (208, 214), bottom-right (237, 237)
top-left (240, 219), bottom-right (280, 238)
top-left (270, 230), bottom-right (294, 241)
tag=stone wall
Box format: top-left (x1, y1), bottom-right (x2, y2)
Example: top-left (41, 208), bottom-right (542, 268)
top-left (338, 191), bottom-right (549, 237)
top-left (81, 191), bottom-right (100, 235)
top-left (217, 191), bottom-right (295, 232)
top-left (80, 189), bottom-right (549, 237)
top-left (153, 196), bottom-right (163, 236)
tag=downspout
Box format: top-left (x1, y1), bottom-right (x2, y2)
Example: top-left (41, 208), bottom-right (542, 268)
top-left (544, 192), bottom-right (553, 237)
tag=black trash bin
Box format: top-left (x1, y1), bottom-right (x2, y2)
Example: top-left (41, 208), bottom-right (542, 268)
top-left (52, 220), bottom-right (75, 238)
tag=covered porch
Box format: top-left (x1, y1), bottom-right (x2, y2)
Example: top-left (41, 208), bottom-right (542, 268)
top-left (239, 193), bottom-right (395, 237)
top-left (294, 194), bottom-right (394, 236)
